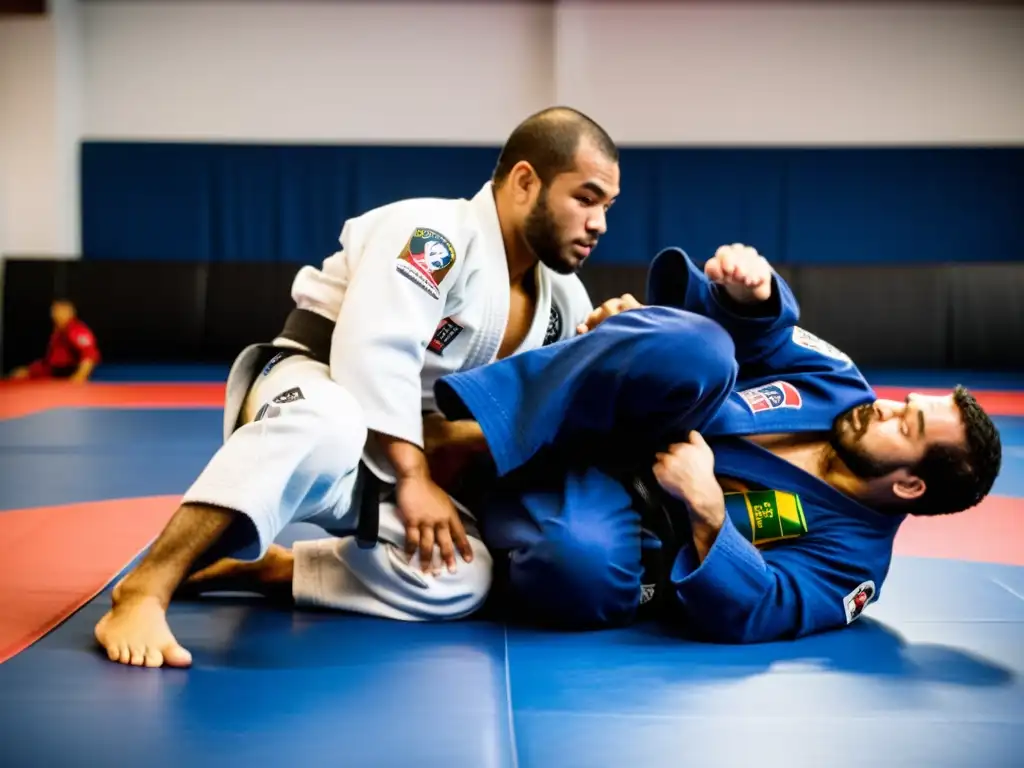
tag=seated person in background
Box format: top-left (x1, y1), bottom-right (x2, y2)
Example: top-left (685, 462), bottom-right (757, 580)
top-left (9, 299), bottom-right (100, 383)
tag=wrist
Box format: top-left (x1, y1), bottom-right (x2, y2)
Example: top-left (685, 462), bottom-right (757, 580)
top-left (688, 508), bottom-right (725, 562)
top-left (373, 431), bottom-right (430, 480)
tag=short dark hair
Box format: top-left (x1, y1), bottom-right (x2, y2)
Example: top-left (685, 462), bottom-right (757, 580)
top-left (492, 106), bottom-right (618, 187)
top-left (908, 386), bottom-right (1002, 516)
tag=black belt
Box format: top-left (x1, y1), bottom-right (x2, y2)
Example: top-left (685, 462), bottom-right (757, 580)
top-left (274, 308), bottom-right (380, 550)
top-left (627, 469), bottom-right (684, 621)
top-left (278, 307), bottom-right (335, 365)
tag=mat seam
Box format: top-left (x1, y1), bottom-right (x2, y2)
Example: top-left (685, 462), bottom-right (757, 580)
top-left (503, 625), bottom-right (520, 768)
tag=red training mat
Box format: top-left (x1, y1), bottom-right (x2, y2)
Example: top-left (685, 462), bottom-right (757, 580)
top-left (0, 496), bottom-right (180, 665)
top-left (0, 381), bottom-right (224, 420)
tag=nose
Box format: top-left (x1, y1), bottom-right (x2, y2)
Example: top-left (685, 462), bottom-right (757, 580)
top-left (875, 401), bottom-right (899, 420)
top-left (587, 209), bottom-right (608, 237)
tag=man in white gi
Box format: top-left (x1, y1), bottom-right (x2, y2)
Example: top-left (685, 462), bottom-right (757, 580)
top-left (94, 106), bottom-right (624, 668)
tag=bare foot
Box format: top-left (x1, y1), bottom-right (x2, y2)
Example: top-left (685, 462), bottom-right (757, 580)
top-left (179, 543), bottom-right (294, 600)
top-left (94, 591), bottom-right (193, 668)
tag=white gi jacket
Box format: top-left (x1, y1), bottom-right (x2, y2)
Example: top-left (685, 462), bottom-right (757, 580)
top-left (288, 181), bottom-right (594, 480)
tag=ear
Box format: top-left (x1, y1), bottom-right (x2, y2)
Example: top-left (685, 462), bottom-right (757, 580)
top-left (892, 474), bottom-right (925, 501)
top-left (507, 161), bottom-right (539, 204)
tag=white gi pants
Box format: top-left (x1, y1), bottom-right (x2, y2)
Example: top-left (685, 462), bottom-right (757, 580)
top-left (180, 352), bottom-right (493, 621)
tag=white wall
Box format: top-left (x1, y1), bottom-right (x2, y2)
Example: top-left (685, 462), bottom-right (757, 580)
top-left (555, 1), bottom-right (1024, 146)
top-left (83, 0), bottom-right (556, 143)
top-left (1, 0), bottom-right (1022, 259)
top-left (81, 0), bottom-right (1024, 146)
top-left (0, 15), bottom-right (61, 256)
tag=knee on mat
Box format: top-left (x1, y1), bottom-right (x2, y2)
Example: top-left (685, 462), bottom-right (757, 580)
top-left (510, 519), bottom-right (642, 629)
top-left (375, 538), bottom-right (494, 621)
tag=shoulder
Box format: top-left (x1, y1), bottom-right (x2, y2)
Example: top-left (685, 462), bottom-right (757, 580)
top-left (66, 319), bottom-right (97, 345)
top-left (348, 195), bottom-right (475, 250)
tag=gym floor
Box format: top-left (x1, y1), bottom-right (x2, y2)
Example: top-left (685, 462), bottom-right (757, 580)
top-left (1, 368), bottom-right (1022, 768)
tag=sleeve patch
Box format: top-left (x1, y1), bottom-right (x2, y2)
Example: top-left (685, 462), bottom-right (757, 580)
top-left (843, 580), bottom-right (876, 623)
top-left (739, 381), bottom-right (802, 413)
top-left (395, 227), bottom-right (457, 300)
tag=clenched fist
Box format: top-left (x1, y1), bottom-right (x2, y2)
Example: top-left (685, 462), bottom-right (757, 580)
top-left (652, 431), bottom-right (724, 522)
top-left (652, 431), bottom-right (726, 561)
top-left (705, 243), bottom-right (773, 304)
top-left (576, 293), bottom-right (644, 335)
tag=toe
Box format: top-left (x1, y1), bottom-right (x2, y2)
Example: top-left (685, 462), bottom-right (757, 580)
top-left (163, 643), bottom-right (193, 668)
top-left (144, 647), bottom-right (164, 668)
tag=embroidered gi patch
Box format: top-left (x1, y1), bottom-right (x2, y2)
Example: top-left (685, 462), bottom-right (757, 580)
top-left (792, 326), bottom-right (852, 363)
top-left (726, 490), bottom-right (808, 546)
top-left (739, 380), bottom-right (802, 413)
top-left (843, 580), bottom-right (876, 623)
top-left (395, 227), bottom-right (457, 300)
top-left (428, 317), bottom-right (464, 355)
top-left (272, 387), bottom-right (304, 405)
top-left (543, 305), bottom-right (563, 346)
top-left (640, 583), bottom-right (657, 605)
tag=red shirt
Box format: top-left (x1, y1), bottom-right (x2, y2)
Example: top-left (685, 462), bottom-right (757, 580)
top-left (28, 318), bottom-right (101, 377)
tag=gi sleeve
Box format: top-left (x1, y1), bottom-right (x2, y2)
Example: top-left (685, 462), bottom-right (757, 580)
top-left (646, 247), bottom-right (801, 370)
top-left (329, 213), bottom-right (463, 448)
top-left (68, 322), bottom-right (101, 363)
top-left (435, 306), bottom-right (737, 477)
top-left (669, 516), bottom-right (883, 643)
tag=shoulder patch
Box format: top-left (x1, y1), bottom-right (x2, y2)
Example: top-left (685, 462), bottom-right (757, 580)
top-left (739, 380), bottom-right (802, 413)
top-left (395, 227), bottom-right (457, 300)
top-left (792, 326), bottom-right (851, 363)
top-left (843, 580), bottom-right (876, 623)
top-left (543, 305), bottom-right (563, 346)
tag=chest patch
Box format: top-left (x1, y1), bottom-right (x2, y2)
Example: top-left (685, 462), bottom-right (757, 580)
top-left (792, 327), bottom-right (851, 363)
top-left (726, 490), bottom-right (808, 546)
top-left (739, 380), bottom-right (802, 413)
top-left (543, 306), bottom-right (563, 346)
top-left (428, 317), bottom-right (464, 355)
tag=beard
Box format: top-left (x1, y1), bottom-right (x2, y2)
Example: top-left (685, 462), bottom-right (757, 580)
top-left (523, 186), bottom-right (579, 275)
top-left (830, 403), bottom-right (902, 480)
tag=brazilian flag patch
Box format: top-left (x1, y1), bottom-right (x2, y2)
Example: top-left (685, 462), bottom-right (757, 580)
top-left (726, 490), bottom-right (808, 546)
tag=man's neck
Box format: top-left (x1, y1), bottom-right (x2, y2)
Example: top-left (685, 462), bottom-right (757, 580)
top-left (744, 433), bottom-right (833, 482)
top-left (494, 187), bottom-right (538, 286)
top-left (743, 432), bottom-right (866, 502)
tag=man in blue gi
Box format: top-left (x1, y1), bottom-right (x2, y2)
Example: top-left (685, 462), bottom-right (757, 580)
top-left (427, 242), bottom-right (1003, 643)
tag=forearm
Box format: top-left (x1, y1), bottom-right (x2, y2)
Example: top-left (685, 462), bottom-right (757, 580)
top-left (71, 358), bottom-right (96, 382)
top-left (689, 514), bottom-right (724, 564)
top-left (443, 420), bottom-right (489, 456)
top-left (373, 432), bottom-right (431, 480)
